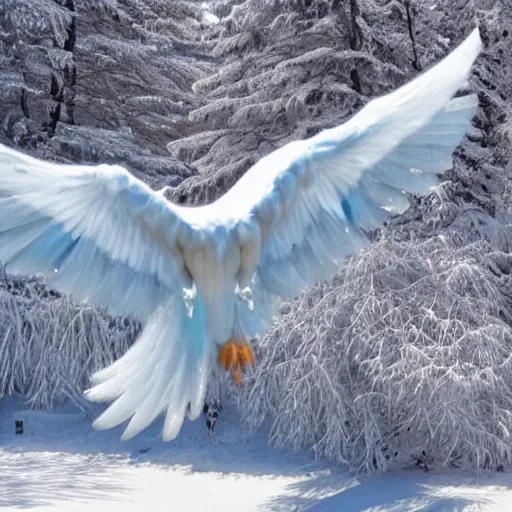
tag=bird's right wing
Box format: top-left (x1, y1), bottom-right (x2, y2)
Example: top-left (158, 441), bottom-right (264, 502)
top-left (0, 144), bottom-right (190, 318)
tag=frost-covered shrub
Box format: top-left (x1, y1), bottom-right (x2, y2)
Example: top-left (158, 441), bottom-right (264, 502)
top-left (0, 274), bottom-right (140, 410)
top-left (239, 229), bottom-right (512, 473)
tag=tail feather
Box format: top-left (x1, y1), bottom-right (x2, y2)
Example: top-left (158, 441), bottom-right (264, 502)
top-left (85, 294), bottom-right (213, 441)
top-left (89, 318), bottom-right (161, 385)
top-left (162, 360), bottom-right (189, 441)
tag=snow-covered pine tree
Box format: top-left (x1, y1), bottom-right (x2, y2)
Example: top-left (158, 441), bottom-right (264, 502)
top-left (168, 0), bottom-right (458, 204)
top-left (204, 0), bottom-right (512, 473)
top-left (0, 0), bottom-right (211, 184)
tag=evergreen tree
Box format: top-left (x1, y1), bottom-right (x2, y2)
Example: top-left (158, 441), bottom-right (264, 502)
top-left (213, 0), bottom-right (512, 473)
top-left (0, 0), bottom-right (209, 184)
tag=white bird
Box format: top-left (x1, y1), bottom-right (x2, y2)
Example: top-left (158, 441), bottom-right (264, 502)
top-left (0, 28), bottom-right (481, 441)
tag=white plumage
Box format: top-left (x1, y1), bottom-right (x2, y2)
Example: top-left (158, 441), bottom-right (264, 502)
top-left (0, 28), bottom-right (481, 440)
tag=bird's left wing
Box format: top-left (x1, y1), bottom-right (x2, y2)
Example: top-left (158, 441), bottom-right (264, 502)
top-left (218, 27), bottom-right (481, 302)
top-left (0, 143), bottom-right (189, 318)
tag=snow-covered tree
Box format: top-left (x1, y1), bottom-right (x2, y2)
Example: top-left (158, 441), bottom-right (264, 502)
top-left (223, 0), bottom-right (512, 473)
top-left (0, 0), bottom-right (210, 184)
top-left (168, 0), bottom-right (474, 204)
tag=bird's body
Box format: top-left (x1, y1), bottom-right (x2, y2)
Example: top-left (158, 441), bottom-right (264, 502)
top-left (0, 28), bottom-right (482, 441)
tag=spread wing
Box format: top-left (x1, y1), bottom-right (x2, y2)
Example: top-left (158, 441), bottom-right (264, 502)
top-left (216, 27), bottom-right (481, 303)
top-left (0, 144), bottom-right (190, 318)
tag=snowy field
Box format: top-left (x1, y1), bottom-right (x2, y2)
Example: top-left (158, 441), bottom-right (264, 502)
top-left (1, 398), bottom-right (512, 511)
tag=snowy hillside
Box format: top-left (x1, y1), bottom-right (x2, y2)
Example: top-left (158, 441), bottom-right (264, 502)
top-left (2, 397), bottom-right (512, 511)
top-left (0, 398), bottom-right (349, 511)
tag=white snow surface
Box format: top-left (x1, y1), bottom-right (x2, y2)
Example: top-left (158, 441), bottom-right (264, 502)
top-left (1, 397), bottom-right (512, 511)
top-left (201, 2), bottom-right (220, 24)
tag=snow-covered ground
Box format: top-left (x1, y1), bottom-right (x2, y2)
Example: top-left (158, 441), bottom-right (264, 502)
top-left (1, 397), bottom-right (512, 511)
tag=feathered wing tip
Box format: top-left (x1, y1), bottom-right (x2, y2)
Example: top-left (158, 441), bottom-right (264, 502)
top-left (346, 93), bottom-right (480, 230)
top-left (388, 26), bottom-right (481, 117)
top-left (85, 295), bottom-right (213, 441)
